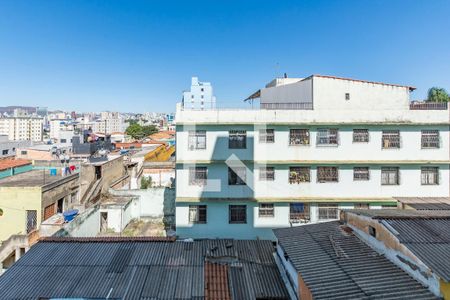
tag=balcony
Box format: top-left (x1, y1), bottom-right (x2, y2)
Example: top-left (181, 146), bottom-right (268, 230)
top-left (409, 102), bottom-right (448, 110)
top-left (289, 212), bottom-right (310, 223)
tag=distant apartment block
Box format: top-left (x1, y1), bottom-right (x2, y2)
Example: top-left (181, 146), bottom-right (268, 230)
top-left (175, 74), bottom-right (450, 239)
top-left (93, 112), bottom-right (126, 134)
top-left (182, 77), bottom-right (216, 110)
top-left (0, 117), bottom-right (43, 141)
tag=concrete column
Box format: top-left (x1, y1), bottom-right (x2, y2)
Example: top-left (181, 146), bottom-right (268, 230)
top-left (14, 247), bottom-right (21, 262)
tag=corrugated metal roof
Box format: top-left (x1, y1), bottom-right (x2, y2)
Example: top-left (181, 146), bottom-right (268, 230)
top-left (0, 239), bottom-right (289, 300)
top-left (274, 221), bottom-right (438, 300)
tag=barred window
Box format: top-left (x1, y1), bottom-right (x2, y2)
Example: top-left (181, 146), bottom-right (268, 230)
top-left (353, 167), bottom-right (370, 181)
top-left (229, 130), bottom-right (247, 149)
top-left (353, 129), bottom-right (369, 143)
top-left (188, 130), bottom-right (206, 150)
top-left (259, 203), bottom-right (274, 217)
top-left (381, 167), bottom-right (399, 185)
top-left (189, 167), bottom-right (207, 186)
top-left (289, 129), bottom-right (310, 145)
top-left (259, 167), bottom-right (275, 181)
top-left (317, 167), bottom-right (339, 182)
top-left (189, 205), bottom-right (207, 224)
top-left (382, 130), bottom-right (400, 149)
top-left (229, 205), bottom-right (247, 223)
top-left (318, 204), bottom-right (339, 220)
top-left (228, 167), bottom-right (246, 185)
top-left (421, 167), bottom-right (439, 185)
top-left (317, 128), bottom-right (339, 146)
top-left (259, 129), bottom-right (275, 143)
top-left (289, 203), bottom-right (310, 223)
top-left (289, 167), bottom-right (310, 183)
top-left (26, 210), bottom-right (37, 234)
top-left (421, 130), bottom-right (439, 149)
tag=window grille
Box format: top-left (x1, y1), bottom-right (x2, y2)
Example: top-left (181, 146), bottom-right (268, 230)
top-left (353, 167), bottom-right (370, 181)
top-left (421, 130), bottom-right (439, 148)
top-left (289, 203), bottom-right (310, 223)
top-left (229, 130), bottom-right (247, 149)
top-left (317, 129), bottom-right (339, 145)
top-left (381, 167), bottom-right (399, 185)
top-left (317, 167), bottom-right (338, 182)
top-left (259, 129), bottom-right (275, 143)
top-left (259, 203), bottom-right (274, 217)
top-left (26, 210), bottom-right (37, 234)
top-left (421, 167), bottom-right (439, 185)
top-left (354, 203), bottom-right (370, 209)
top-left (189, 167), bottom-right (207, 186)
top-left (382, 130), bottom-right (400, 149)
top-left (259, 167), bottom-right (275, 181)
top-left (228, 167), bottom-right (246, 185)
top-left (189, 205), bottom-right (207, 223)
top-left (289, 167), bottom-right (310, 183)
top-left (353, 129), bottom-right (369, 143)
top-left (188, 130), bottom-right (206, 150)
top-left (289, 129), bottom-right (310, 145)
top-left (229, 205), bottom-right (247, 223)
top-left (318, 204), bottom-right (339, 220)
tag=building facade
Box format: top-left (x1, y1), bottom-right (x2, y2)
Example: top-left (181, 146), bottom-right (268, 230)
top-left (0, 135), bottom-right (31, 158)
top-left (93, 112), bottom-right (126, 134)
top-left (175, 75), bottom-right (450, 240)
top-left (182, 77), bottom-right (216, 110)
top-left (0, 117), bottom-right (43, 141)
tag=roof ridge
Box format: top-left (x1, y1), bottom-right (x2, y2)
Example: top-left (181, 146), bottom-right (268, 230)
top-left (39, 236), bottom-right (176, 243)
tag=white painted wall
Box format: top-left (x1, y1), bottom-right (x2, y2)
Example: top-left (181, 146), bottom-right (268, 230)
top-left (261, 77), bottom-right (312, 104)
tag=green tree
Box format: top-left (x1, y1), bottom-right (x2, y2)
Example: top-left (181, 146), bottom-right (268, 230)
top-left (125, 123), bottom-right (144, 139)
top-left (140, 176), bottom-right (152, 189)
top-left (427, 87), bottom-right (449, 102)
top-left (142, 125), bottom-right (158, 137)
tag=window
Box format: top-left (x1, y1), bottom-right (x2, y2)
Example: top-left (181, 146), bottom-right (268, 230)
top-left (381, 167), bottom-right (399, 185)
top-left (353, 167), bottom-right (370, 181)
top-left (289, 203), bottom-right (310, 223)
top-left (26, 210), bottom-right (37, 234)
top-left (228, 167), bottom-right (246, 185)
top-left (259, 129), bottom-right (275, 143)
top-left (353, 129), bottom-right (369, 143)
top-left (421, 167), bottom-right (439, 185)
top-left (289, 129), bottom-right (310, 145)
top-left (289, 167), bottom-right (310, 183)
top-left (188, 130), bottom-right (206, 150)
top-left (354, 203), bottom-right (370, 209)
top-left (317, 167), bottom-right (338, 182)
top-left (189, 205), bottom-right (207, 224)
top-left (229, 130), bottom-right (246, 149)
top-left (382, 130), bottom-right (400, 149)
top-left (60, 139), bottom-right (67, 143)
top-left (317, 128), bottom-right (339, 146)
top-left (345, 93), bottom-right (350, 100)
top-left (368, 226), bottom-right (377, 237)
top-left (189, 167), bottom-right (207, 186)
top-left (229, 205), bottom-right (246, 223)
top-left (259, 167), bottom-right (275, 181)
top-left (318, 204), bottom-right (339, 220)
top-left (259, 203), bottom-right (274, 217)
top-left (421, 130), bottom-right (439, 149)
top-left (2, 149), bottom-right (8, 155)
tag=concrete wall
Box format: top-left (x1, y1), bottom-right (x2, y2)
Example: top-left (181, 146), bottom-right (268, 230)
top-left (41, 174), bottom-right (80, 219)
top-left (261, 77), bottom-right (312, 104)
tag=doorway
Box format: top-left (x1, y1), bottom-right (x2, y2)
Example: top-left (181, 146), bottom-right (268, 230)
top-left (57, 198), bottom-right (64, 214)
top-left (100, 212), bottom-right (108, 232)
top-left (95, 166), bottom-right (102, 180)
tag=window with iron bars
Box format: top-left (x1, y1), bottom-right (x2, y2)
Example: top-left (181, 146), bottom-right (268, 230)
top-left (289, 203), bottom-right (310, 223)
top-left (26, 210), bottom-right (37, 234)
top-left (189, 167), bottom-right (207, 186)
top-left (259, 203), bottom-right (274, 217)
top-left (382, 130), bottom-right (400, 149)
top-left (318, 204), bottom-right (339, 220)
top-left (421, 130), bottom-right (440, 149)
top-left (317, 128), bottom-right (339, 146)
top-left (289, 129), bottom-right (310, 145)
top-left (259, 167), bottom-right (275, 181)
top-left (259, 129), bottom-right (275, 143)
top-left (317, 167), bottom-right (339, 182)
top-left (289, 167), bottom-right (310, 183)
top-left (189, 205), bottom-right (207, 224)
top-left (229, 130), bottom-right (247, 149)
top-left (228, 167), bottom-right (246, 185)
top-left (381, 167), bottom-right (399, 185)
top-left (229, 205), bottom-right (247, 223)
top-left (188, 130), bottom-right (206, 150)
top-left (353, 129), bottom-right (369, 143)
top-left (421, 167), bottom-right (439, 185)
top-left (353, 167), bottom-right (370, 181)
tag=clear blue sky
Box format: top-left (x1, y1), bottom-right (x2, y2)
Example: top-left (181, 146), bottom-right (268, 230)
top-left (0, 0), bottom-right (449, 113)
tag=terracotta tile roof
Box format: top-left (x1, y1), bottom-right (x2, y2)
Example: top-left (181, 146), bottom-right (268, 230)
top-left (205, 262), bottom-right (231, 300)
top-left (310, 74), bottom-right (416, 91)
top-left (0, 158), bottom-right (32, 171)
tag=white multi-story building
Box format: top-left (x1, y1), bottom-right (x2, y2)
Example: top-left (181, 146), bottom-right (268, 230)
top-left (0, 117), bottom-right (43, 141)
top-left (93, 112), bottom-right (126, 134)
top-left (49, 120), bottom-right (75, 144)
top-left (0, 135), bottom-right (31, 158)
top-left (182, 77), bottom-right (216, 110)
top-left (175, 74), bottom-right (450, 240)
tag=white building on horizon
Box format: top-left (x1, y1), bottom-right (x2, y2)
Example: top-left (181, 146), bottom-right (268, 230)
top-left (175, 74), bottom-right (450, 240)
top-left (182, 77), bottom-right (216, 110)
top-left (0, 116), bottom-right (43, 142)
top-left (93, 112), bottom-right (126, 134)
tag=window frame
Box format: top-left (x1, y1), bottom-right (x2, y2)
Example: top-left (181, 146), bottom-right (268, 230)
top-left (318, 204), bottom-right (339, 220)
top-left (228, 167), bottom-right (247, 185)
top-left (259, 166), bottom-right (275, 181)
top-left (381, 167), bottom-right (400, 185)
top-left (188, 130), bottom-right (206, 150)
top-left (229, 130), bottom-right (247, 149)
top-left (259, 129), bottom-right (275, 143)
top-left (353, 129), bottom-right (369, 143)
top-left (188, 205), bottom-right (207, 224)
top-left (289, 203), bottom-right (310, 223)
top-left (421, 167), bottom-right (439, 185)
top-left (353, 167), bottom-right (370, 181)
top-left (229, 205), bottom-right (247, 224)
top-left (289, 167), bottom-right (311, 183)
top-left (421, 130), bottom-right (440, 149)
top-left (316, 128), bottom-right (339, 146)
top-left (289, 129), bottom-right (310, 146)
top-left (258, 203), bottom-right (274, 218)
top-left (317, 166), bottom-right (339, 183)
top-left (188, 166), bottom-right (207, 186)
top-left (381, 130), bottom-right (401, 149)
